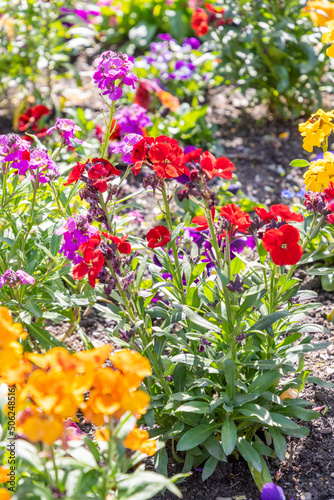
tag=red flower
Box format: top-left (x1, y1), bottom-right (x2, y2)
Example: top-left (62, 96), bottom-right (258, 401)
top-left (200, 152), bottom-right (235, 180)
top-left (192, 208), bottom-right (215, 231)
top-left (270, 204), bottom-right (303, 223)
top-left (146, 225), bottom-right (171, 249)
top-left (191, 8), bottom-right (209, 36)
top-left (134, 79), bottom-right (161, 110)
top-left (254, 207), bottom-right (277, 222)
top-left (324, 182), bottom-right (334, 202)
top-left (63, 161), bottom-right (86, 186)
top-left (220, 204), bottom-right (251, 233)
top-left (87, 158), bottom-right (121, 192)
top-left (73, 234), bottom-right (104, 287)
top-left (327, 213), bottom-right (334, 224)
top-left (130, 136), bottom-right (184, 179)
top-left (102, 232), bottom-right (132, 254)
top-left (18, 105), bottom-right (50, 132)
top-left (262, 225), bottom-right (303, 266)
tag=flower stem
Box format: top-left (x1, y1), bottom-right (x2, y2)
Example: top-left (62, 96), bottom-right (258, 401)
top-left (101, 102), bottom-right (115, 160)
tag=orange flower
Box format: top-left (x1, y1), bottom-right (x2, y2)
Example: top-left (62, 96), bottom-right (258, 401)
top-left (0, 489), bottom-right (11, 500)
top-left (95, 426), bottom-right (110, 441)
top-left (157, 89), bottom-right (180, 112)
top-left (0, 467), bottom-right (10, 483)
top-left (76, 344), bottom-right (113, 368)
top-left (17, 408), bottom-right (64, 445)
top-left (304, 0), bottom-right (334, 26)
top-left (110, 350), bottom-right (152, 389)
top-left (0, 308), bottom-right (26, 373)
top-left (27, 347), bottom-right (86, 372)
top-left (0, 358), bottom-right (32, 385)
top-left (124, 425), bottom-right (157, 456)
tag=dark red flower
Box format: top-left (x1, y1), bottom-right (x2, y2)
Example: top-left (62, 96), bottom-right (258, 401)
top-left (73, 234), bottom-right (104, 287)
top-left (262, 225), bottom-right (303, 266)
top-left (102, 232), bottom-right (132, 254)
top-left (18, 105), bottom-right (50, 132)
top-left (220, 204), bottom-right (251, 233)
top-left (270, 204), bottom-right (303, 223)
top-left (254, 207), bottom-right (277, 222)
top-left (130, 136), bottom-right (184, 179)
top-left (134, 79), bottom-right (161, 110)
top-left (63, 161), bottom-right (86, 186)
top-left (191, 8), bottom-right (209, 36)
top-left (146, 225), bottom-right (171, 249)
top-left (87, 157), bottom-right (121, 192)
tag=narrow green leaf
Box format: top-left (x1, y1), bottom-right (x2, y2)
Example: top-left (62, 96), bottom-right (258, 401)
top-left (221, 418), bottom-right (237, 456)
top-left (237, 438), bottom-right (262, 473)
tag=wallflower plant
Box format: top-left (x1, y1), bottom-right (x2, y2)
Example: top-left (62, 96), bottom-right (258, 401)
top-left (1, 47), bottom-right (333, 499)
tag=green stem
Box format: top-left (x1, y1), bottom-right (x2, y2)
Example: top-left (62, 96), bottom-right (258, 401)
top-left (51, 139), bottom-right (65, 162)
top-left (161, 181), bottom-right (184, 297)
top-left (1, 166), bottom-right (8, 207)
top-left (51, 447), bottom-right (60, 492)
top-left (50, 181), bottom-right (65, 218)
top-left (18, 170), bottom-right (40, 267)
top-left (101, 102), bottom-right (115, 160)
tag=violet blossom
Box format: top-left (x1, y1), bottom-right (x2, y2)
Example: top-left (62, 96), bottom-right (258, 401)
top-left (111, 133), bottom-right (142, 163)
top-left (0, 134), bottom-right (30, 174)
top-left (60, 7), bottom-right (99, 22)
top-left (261, 483), bottom-right (286, 500)
top-left (26, 147), bottom-right (59, 182)
top-left (93, 51), bottom-right (138, 101)
top-left (115, 104), bottom-right (152, 136)
top-left (56, 215), bottom-right (98, 264)
top-left (0, 269), bottom-right (35, 288)
top-left (47, 118), bottom-right (81, 146)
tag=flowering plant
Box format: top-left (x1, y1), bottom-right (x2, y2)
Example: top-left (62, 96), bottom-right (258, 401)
top-left (0, 307), bottom-right (182, 499)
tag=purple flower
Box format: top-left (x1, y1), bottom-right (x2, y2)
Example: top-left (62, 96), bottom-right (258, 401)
top-left (115, 104), bottom-right (152, 136)
top-left (111, 133), bottom-right (142, 163)
top-left (56, 215), bottom-right (98, 263)
top-left (183, 226), bottom-right (209, 249)
top-left (230, 236), bottom-right (256, 258)
top-left (296, 187), bottom-right (306, 198)
top-left (183, 37), bottom-right (200, 50)
top-left (47, 118), bottom-right (81, 146)
top-left (16, 270), bottom-right (35, 285)
top-left (60, 7), bottom-right (99, 22)
top-left (0, 134), bottom-right (30, 174)
top-left (158, 33), bottom-right (174, 41)
top-left (0, 269), bottom-right (34, 287)
top-left (261, 483), bottom-right (286, 500)
top-left (93, 51), bottom-right (138, 101)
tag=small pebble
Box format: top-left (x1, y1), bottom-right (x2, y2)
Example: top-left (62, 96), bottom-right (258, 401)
top-left (301, 493), bottom-right (312, 500)
top-left (216, 497), bottom-right (232, 500)
top-left (331, 472), bottom-right (334, 478)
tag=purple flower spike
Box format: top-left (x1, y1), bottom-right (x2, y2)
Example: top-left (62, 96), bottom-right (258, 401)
top-left (111, 133), bottom-right (142, 163)
top-left (261, 483), bottom-right (286, 500)
top-left (115, 104), bottom-right (152, 136)
top-left (93, 51), bottom-right (138, 101)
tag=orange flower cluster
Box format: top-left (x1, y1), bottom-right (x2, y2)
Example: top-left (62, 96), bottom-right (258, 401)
top-left (0, 308), bottom-right (156, 455)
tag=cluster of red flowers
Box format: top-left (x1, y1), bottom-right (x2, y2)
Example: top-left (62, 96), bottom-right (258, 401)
top-left (192, 203), bottom-right (304, 266)
top-left (191, 3), bottom-right (231, 37)
top-left (73, 234), bottom-right (104, 287)
top-left (146, 225), bottom-right (171, 249)
top-left (18, 104), bottom-right (51, 142)
top-left (130, 136), bottom-right (235, 184)
top-left (64, 157), bottom-right (121, 193)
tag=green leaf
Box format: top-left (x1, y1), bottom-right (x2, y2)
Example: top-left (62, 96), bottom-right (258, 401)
top-left (154, 447), bottom-right (168, 477)
top-left (202, 456), bottom-right (219, 481)
top-left (170, 222), bottom-right (185, 245)
top-left (117, 470), bottom-right (182, 500)
top-left (236, 438), bottom-right (262, 473)
top-left (307, 376), bottom-right (334, 388)
top-left (248, 370), bottom-right (280, 394)
top-left (289, 159), bottom-right (310, 168)
top-left (238, 404), bottom-right (273, 425)
top-left (173, 303), bottom-right (221, 332)
top-left (269, 427), bottom-right (286, 461)
top-left (307, 267), bottom-right (334, 276)
top-left (176, 401), bottom-right (210, 414)
top-left (247, 311), bottom-right (290, 333)
top-left (177, 424), bottom-right (220, 452)
top-left (203, 435), bottom-right (226, 461)
top-left (136, 255), bottom-right (148, 288)
top-left (249, 456), bottom-right (272, 491)
top-left (26, 323), bottom-right (67, 350)
top-left (221, 418), bottom-right (237, 456)
top-left (225, 359), bottom-right (237, 399)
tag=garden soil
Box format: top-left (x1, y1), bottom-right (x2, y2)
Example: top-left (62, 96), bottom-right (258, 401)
top-left (46, 85), bottom-right (334, 500)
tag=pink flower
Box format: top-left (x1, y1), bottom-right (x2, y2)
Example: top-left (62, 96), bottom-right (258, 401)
top-left (93, 51), bottom-right (138, 101)
top-left (47, 118), bottom-right (81, 146)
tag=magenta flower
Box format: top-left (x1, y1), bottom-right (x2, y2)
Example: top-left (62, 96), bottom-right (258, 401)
top-left (93, 51), bottom-right (138, 101)
top-left (0, 269), bottom-right (34, 288)
top-left (47, 118), bottom-right (82, 146)
top-left (56, 215), bottom-right (98, 264)
top-left (111, 133), bottom-right (142, 163)
top-left (0, 134), bottom-right (30, 173)
top-left (115, 104), bottom-right (152, 136)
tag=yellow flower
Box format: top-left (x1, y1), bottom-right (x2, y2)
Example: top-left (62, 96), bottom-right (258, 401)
top-left (124, 425), bottom-right (157, 456)
top-left (76, 344), bottom-right (113, 368)
top-left (17, 408), bottom-right (64, 445)
top-left (305, 0), bottom-right (334, 26)
top-left (0, 467), bottom-right (10, 484)
top-left (298, 108), bottom-right (334, 152)
top-left (322, 19), bottom-right (334, 56)
top-left (0, 488), bottom-right (11, 500)
top-left (0, 308), bottom-right (26, 373)
top-left (304, 151), bottom-right (334, 190)
top-left (110, 350), bottom-right (152, 389)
